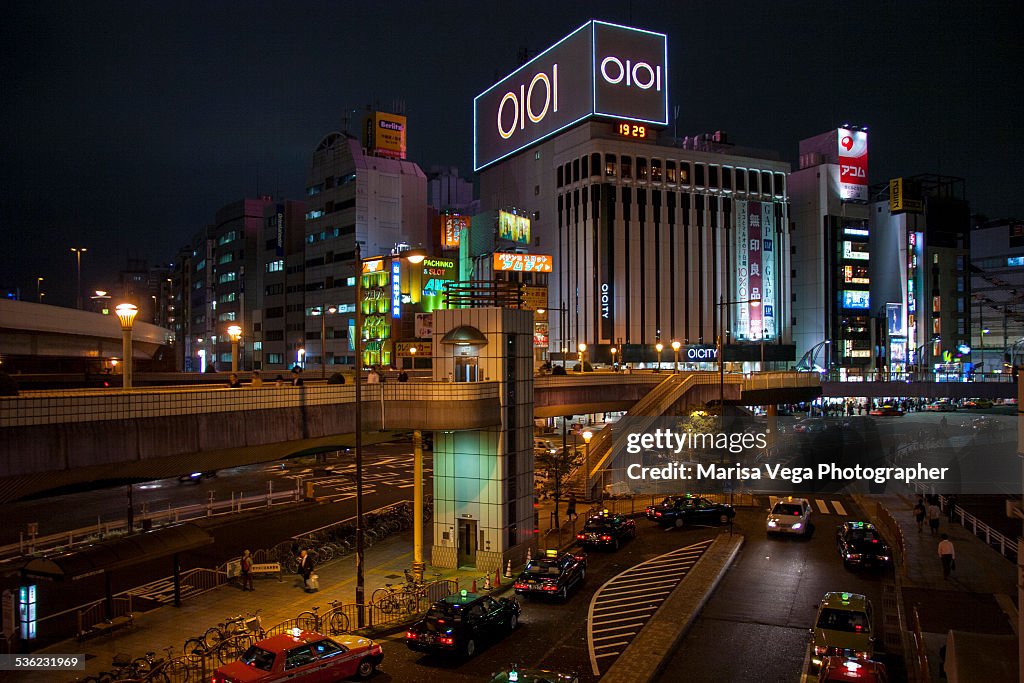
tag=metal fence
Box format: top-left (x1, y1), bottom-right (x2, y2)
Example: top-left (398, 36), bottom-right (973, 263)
top-left (908, 482), bottom-right (1019, 561)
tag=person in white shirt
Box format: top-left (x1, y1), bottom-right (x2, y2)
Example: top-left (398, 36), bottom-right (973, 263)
top-left (937, 533), bottom-right (956, 579)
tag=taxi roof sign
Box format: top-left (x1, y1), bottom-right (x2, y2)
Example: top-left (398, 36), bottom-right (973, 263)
top-left (544, 549), bottom-right (558, 558)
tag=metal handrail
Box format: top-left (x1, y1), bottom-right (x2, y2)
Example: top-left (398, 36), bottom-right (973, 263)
top-left (908, 483), bottom-right (1018, 560)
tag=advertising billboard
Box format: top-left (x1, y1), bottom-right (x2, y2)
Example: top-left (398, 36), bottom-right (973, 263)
top-left (886, 302), bottom-right (904, 336)
top-left (420, 257), bottom-right (457, 312)
top-left (837, 128), bottom-right (868, 201)
top-left (842, 290), bottom-right (870, 309)
top-left (889, 177), bottom-right (923, 214)
top-left (364, 112), bottom-right (407, 160)
top-left (733, 201), bottom-right (777, 340)
top-left (395, 341), bottom-right (431, 357)
top-left (441, 214), bottom-right (469, 248)
top-left (474, 20), bottom-right (668, 171)
top-left (415, 313), bottom-right (433, 338)
top-left (842, 241), bottom-right (869, 260)
top-left (493, 252), bottom-right (552, 272)
top-left (390, 259), bottom-right (402, 318)
top-left (498, 210), bottom-right (531, 244)
top-left (522, 285), bottom-right (548, 311)
top-left (362, 258), bottom-right (385, 274)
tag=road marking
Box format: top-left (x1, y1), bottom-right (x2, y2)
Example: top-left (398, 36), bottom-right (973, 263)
top-left (815, 499), bottom-right (830, 514)
top-left (833, 500), bottom-right (847, 516)
top-left (586, 538), bottom-right (712, 676)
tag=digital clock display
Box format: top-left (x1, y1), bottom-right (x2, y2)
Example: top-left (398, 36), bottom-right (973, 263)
top-left (617, 123), bottom-right (647, 138)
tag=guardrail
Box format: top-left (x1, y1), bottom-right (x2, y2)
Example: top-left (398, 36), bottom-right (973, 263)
top-left (911, 606), bottom-right (931, 683)
top-left (1, 486), bottom-right (303, 563)
top-left (908, 483), bottom-right (1019, 561)
top-left (873, 502), bottom-right (908, 578)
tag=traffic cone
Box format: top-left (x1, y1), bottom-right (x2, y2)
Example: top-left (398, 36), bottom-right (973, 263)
top-left (505, 560), bottom-right (513, 578)
top-left (471, 578), bottom-right (477, 593)
top-left (494, 568), bottom-right (502, 587)
top-left (483, 575), bottom-right (492, 590)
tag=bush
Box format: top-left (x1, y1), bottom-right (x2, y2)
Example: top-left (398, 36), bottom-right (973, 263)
top-left (572, 362), bottom-right (594, 373)
top-left (327, 372), bottom-right (346, 385)
top-left (551, 366), bottom-right (567, 376)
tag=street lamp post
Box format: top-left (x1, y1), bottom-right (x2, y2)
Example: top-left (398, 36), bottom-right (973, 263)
top-left (36, 277), bottom-right (43, 303)
top-left (610, 346), bottom-right (617, 371)
top-left (354, 241), bottom-right (366, 626)
top-left (115, 303), bottom-right (138, 389)
top-left (655, 342), bottom-right (664, 371)
top-left (70, 247), bottom-right (87, 309)
top-left (716, 297), bottom-right (761, 427)
top-left (582, 429), bottom-right (594, 502)
top-left (412, 428), bottom-right (425, 583)
top-left (227, 325), bottom-right (242, 372)
top-left (409, 346), bottom-right (417, 370)
top-left (578, 343), bottom-right (587, 372)
top-left (671, 341), bottom-right (681, 373)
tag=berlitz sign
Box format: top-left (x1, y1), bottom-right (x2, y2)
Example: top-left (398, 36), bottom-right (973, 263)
top-left (474, 20), bottom-right (668, 171)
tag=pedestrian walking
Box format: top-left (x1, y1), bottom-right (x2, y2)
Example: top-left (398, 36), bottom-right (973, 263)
top-left (240, 549), bottom-right (254, 592)
top-left (250, 370), bottom-right (263, 388)
top-left (927, 501), bottom-right (941, 536)
top-left (946, 495), bottom-right (958, 523)
top-left (566, 493), bottom-right (577, 522)
top-left (291, 367), bottom-right (304, 386)
top-left (913, 498), bottom-right (926, 533)
top-left (227, 373), bottom-right (242, 388)
top-left (938, 533), bottom-right (956, 579)
top-left (398, 370), bottom-right (409, 382)
top-left (298, 549), bottom-right (316, 592)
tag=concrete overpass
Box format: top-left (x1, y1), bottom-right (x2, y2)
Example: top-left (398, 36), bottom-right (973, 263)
top-left (821, 379), bottom-right (1016, 400)
top-left (0, 371), bottom-right (822, 502)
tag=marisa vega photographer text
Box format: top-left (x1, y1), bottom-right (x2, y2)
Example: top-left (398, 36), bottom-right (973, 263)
top-left (626, 462), bottom-right (949, 484)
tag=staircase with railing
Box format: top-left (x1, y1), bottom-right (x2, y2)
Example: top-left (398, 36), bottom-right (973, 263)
top-left (565, 372), bottom-right (743, 499)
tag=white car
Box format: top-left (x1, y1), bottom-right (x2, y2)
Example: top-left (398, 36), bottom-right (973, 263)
top-left (767, 497), bottom-right (812, 536)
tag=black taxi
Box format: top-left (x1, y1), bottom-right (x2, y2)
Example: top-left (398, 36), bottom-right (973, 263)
top-left (513, 549), bottom-right (587, 599)
top-left (405, 590), bottom-right (520, 658)
top-left (575, 510), bottom-right (637, 550)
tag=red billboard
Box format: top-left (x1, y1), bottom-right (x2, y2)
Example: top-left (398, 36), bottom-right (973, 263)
top-left (837, 128), bottom-right (868, 201)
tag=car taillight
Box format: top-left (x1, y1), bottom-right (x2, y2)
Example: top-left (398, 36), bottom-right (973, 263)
top-left (439, 636), bottom-right (454, 646)
top-left (405, 630), bottom-right (417, 639)
top-left (655, 511), bottom-right (662, 517)
top-left (600, 535), bottom-right (611, 541)
top-left (543, 584), bottom-right (558, 591)
top-left (576, 533), bottom-right (584, 540)
top-left (854, 650), bottom-right (870, 659)
top-left (514, 581), bottom-right (528, 589)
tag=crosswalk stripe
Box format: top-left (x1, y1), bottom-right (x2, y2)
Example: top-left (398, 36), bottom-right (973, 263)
top-left (833, 500), bottom-right (847, 516)
top-left (593, 632), bottom-right (637, 641)
top-left (815, 499), bottom-right (830, 514)
top-left (590, 622), bottom-right (646, 635)
top-left (594, 641), bottom-right (629, 650)
top-left (593, 605), bottom-right (659, 617)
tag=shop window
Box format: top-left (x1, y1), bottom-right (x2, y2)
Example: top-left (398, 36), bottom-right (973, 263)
top-left (605, 154), bottom-right (617, 177)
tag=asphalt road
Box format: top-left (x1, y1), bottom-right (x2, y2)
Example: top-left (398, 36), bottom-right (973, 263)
top-left (655, 498), bottom-right (900, 683)
top-left (367, 521), bottom-right (721, 683)
top-left (0, 441), bottom-right (420, 547)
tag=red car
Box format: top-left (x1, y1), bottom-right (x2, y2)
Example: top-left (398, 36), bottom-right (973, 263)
top-left (818, 656), bottom-right (889, 682)
top-left (213, 629), bottom-right (383, 682)
top-left (868, 405), bottom-right (903, 417)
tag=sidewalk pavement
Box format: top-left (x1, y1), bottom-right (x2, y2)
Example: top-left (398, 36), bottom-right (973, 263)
top-left (856, 492), bottom-right (1018, 682)
top-left (20, 528), bottom-right (512, 682)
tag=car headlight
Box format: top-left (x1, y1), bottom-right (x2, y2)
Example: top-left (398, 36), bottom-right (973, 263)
top-left (767, 520), bottom-right (778, 527)
top-left (846, 553), bottom-right (860, 559)
top-left (792, 522), bottom-right (802, 530)
top-left (880, 555), bottom-right (891, 561)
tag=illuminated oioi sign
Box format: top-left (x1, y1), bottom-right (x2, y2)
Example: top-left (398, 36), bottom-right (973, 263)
top-left (474, 20), bottom-right (668, 171)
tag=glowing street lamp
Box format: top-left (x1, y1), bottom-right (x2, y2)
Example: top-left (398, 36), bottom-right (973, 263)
top-left (655, 342), bottom-right (664, 371)
top-left (36, 277), bottom-right (44, 303)
top-left (577, 343), bottom-right (587, 372)
top-left (297, 347), bottom-right (305, 368)
top-left (610, 346), bottom-right (617, 371)
top-left (70, 247), bottom-right (87, 309)
top-left (409, 346), bottom-right (417, 371)
top-left (115, 303), bottom-right (138, 389)
top-left (227, 325), bottom-right (242, 372)
top-left (582, 429), bottom-right (594, 501)
top-left (671, 340), bottom-right (681, 373)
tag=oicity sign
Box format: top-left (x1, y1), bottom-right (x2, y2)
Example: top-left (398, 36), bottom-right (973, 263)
top-left (475, 20), bottom-right (668, 170)
top-left (684, 345), bottom-right (718, 361)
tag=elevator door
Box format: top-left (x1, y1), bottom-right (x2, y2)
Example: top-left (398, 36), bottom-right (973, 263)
top-left (457, 519), bottom-right (477, 567)
top-left (455, 356), bottom-right (479, 382)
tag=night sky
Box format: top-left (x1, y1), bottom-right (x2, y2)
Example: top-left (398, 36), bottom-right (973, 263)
top-left (2, 1), bottom-right (1021, 307)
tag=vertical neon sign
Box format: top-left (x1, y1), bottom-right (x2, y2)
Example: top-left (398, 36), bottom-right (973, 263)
top-left (391, 259), bottom-right (401, 318)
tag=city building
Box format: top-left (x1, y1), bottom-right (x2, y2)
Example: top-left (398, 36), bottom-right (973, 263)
top-left (254, 200), bottom-right (307, 372)
top-left (303, 125), bottom-right (429, 373)
top-left (474, 20), bottom-right (793, 367)
top-left (870, 175), bottom-right (971, 378)
top-left (789, 128), bottom-right (871, 375)
top-left (969, 217), bottom-right (1024, 374)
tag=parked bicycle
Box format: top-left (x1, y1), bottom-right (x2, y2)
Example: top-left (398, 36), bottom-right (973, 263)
top-left (203, 610), bottom-right (264, 649)
top-left (294, 600), bottom-right (350, 635)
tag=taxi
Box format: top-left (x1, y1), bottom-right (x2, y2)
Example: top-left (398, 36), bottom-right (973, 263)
top-left (575, 510), bottom-right (637, 550)
top-left (489, 665), bottom-right (580, 683)
top-left (513, 549), bottom-right (587, 600)
top-left (836, 521), bottom-right (892, 569)
top-left (811, 592), bottom-right (875, 668)
top-left (405, 590), bottom-right (520, 658)
top-left (767, 497), bottom-right (812, 536)
top-left (818, 657), bottom-right (889, 682)
top-left (212, 629), bottom-right (383, 682)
